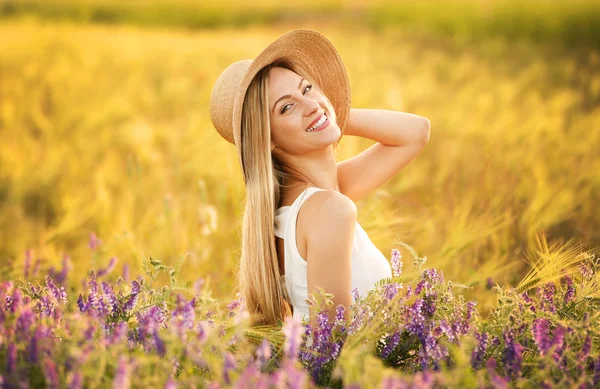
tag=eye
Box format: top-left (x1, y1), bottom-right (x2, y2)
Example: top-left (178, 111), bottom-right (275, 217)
top-left (281, 84), bottom-right (312, 113)
top-left (281, 104), bottom-right (292, 113)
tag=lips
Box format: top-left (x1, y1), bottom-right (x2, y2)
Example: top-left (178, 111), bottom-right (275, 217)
top-left (306, 112), bottom-right (325, 131)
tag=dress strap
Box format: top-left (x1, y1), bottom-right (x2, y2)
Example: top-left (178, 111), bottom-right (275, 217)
top-left (274, 187), bottom-right (318, 239)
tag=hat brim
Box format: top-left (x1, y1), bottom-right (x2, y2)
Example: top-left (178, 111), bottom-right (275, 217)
top-left (231, 29), bottom-right (351, 149)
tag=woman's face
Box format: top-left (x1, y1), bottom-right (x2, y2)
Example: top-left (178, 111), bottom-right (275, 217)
top-left (267, 66), bottom-right (340, 156)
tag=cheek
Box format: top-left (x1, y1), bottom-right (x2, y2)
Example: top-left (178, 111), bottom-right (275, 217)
top-left (324, 101), bottom-right (337, 123)
top-left (270, 121), bottom-right (300, 146)
top-left (314, 90), bottom-right (336, 121)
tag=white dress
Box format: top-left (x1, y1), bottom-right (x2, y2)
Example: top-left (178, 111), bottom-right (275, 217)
top-left (274, 187), bottom-right (392, 321)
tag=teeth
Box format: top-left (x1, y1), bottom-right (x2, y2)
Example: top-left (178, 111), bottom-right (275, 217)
top-left (307, 114), bottom-right (327, 132)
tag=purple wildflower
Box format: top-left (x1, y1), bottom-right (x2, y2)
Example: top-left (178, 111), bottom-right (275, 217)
top-left (84, 323), bottom-right (96, 341)
top-left (122, 292), bottom-right (139, 314)
top-left (384, 283), bottom-right (400, 302)
top-left (196, 320), bottom-right (209, 343)
top-left (579, 263), bottom-right (593, 280)
top-left (171, 295), bottom-right (196, 340)
top-left (101, 282), bottom-right (119, 315)
top-left (284, 361), bottom-right (308, 389)
top-left (223, 352), bottom-right (237, 385)
top-left (193, 278), bottom-right (205, 295)
top-left (438, 319), bottom-right (455, 343)
top-left (550, 325), bottom-right (567, 365)
top-left (131, 279), bottom-right (141, 294)
top-left (593, 355), bottom-right (600, 387)
top-left (8, 288), bottom-right (22, 313)
top-left (6, 343), bottom-right (16, 374)
top-left (43, 358), bottom-right (60, 389)
top-left (564, 275), bottom-right (575, 304)
top-left (348, 302), bottom-right (368, 334)
top-left (420, 332), bottom-right (448, 371)
top-left (28, 324), bottom-right (50, 364)
top-left (37, 295), bottom-right (54, 317)
top-left (97, 257), bottom-right (117, 278)
top-left (450, 305), bottom-right (470, 336)
top-left (16, 307), bottom-right (35, 335)
top-left (48, 254), bottom-right (71, 285)
top-left (256, 338), bottom-right (272, 368)
top-left (123, 280), bottom-right (141, 314)
top-left (466, 301), bottom-right (477, 322)
top-left (136, 306), bottom-right (165, 350)
top-left (471, 331), bottom-right (489, 369)
top-left (106, 321), bottom-right (129, 346)
top-left (122, 263), bottom-right (130, 283)
top-left (485, 358), bottom-right (509, 389)
top-left (415, 280), bottom-right (428, 295)
top-left (112, 356), bottom-right (133, 389)
top-left (421, 268), bottom-right (444, 285)
top-left (413, 371), bottom-right (437, 388)
top-left (165, 378), bottom-right (178, 389)
top-left (282, 315), bottom-right (303, 360)
top-left (351, 287), bottom-right (359, 303)
top-left (380, 375), bottom-right (409, 388)
top-left (381, 332), bottom-right (401, 359)
top-left (490, 336), bottom-right (501, 348)
top-left (391, 248), bottom-right (403, 278)
top-left (405, 298), bottom-right (426, 338)
top-left (519, 291), bottom-right (536, 313)
top-left (491, 374), bottom-right (509, 389)
top-left (316, 310), bottom-right (332, 345)
top-left (153, 329), bottom-right (166, 357)
top-left (68, 372), bottom-right (83, 389)
top-left (486, 277), bottom-right (494, 290)
top-left (89, 232), bottom-right (101, 250)
top-left (580, 333), bottom-right (592, 361)
top-left (502, 329), bottom-right (523, 378)
top-left (423, 298), bottom-right (436, 318)
top-left (91, 279), bottom-right (110, 316)
top-left (334, 304), bottom-right (346, 328)
top-left (77, 294), bottom-right (87, 312)
top-left (540, 282), bottom-right (556, 313)
top-left (532, 318), bottom-right (551, 355)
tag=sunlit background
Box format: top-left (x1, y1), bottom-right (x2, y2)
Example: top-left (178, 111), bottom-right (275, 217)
top-left (1, 0), bottom-right (599, 314)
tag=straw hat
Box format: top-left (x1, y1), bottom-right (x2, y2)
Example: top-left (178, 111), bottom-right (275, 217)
top-left (209, 29), bottom-right (351, 149)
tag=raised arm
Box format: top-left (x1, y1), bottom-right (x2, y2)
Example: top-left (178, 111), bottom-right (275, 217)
top-left (298, 190), bottom-right (357, 328)
top-left (337, 108), bottom-right (431, 202)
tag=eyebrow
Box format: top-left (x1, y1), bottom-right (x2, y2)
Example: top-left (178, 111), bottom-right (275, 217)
top-left (271, 77), bottom-right (306, 114)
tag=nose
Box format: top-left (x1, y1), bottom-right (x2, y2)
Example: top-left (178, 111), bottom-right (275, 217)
top-left (302, 95), bottom-right (321, 117)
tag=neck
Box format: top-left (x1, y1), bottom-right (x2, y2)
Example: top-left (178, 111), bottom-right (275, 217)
top-left (279, 146), bottom-right (339, 192)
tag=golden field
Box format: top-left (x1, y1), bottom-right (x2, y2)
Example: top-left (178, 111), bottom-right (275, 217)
top-left (0, 11), bottom-right (599, 314)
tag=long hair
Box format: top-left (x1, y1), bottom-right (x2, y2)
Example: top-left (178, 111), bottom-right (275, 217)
top-left (236, 59), bottom-right (340, 326)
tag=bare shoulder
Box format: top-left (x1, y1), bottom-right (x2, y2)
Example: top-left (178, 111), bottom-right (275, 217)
top-left (297, 190), bottom-right (357, 251)
top-left (299, 190), bottom-right (357, 228)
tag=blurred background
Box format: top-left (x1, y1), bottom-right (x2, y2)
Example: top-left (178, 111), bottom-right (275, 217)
top-left (1, 0), bottom-right (599, 314)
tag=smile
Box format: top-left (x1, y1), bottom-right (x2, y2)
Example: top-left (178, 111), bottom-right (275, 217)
top-left (306, 113), bottom-right (330, 132)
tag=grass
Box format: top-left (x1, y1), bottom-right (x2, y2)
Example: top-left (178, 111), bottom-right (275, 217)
top-left (0, 0), bottom-right (599, 48)
top-left (0, 17), bottom-right (598, 315)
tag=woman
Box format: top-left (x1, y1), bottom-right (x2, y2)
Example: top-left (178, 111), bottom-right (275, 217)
top-left (210, 29), bottom-right (430, 328)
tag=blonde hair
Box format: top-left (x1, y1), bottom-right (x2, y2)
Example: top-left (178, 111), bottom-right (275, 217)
top-left (236, 59), bottom-right (341, 326)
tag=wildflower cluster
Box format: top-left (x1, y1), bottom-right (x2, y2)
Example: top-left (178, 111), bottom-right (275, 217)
top-left (1, 234), bottom-right (599, 388)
